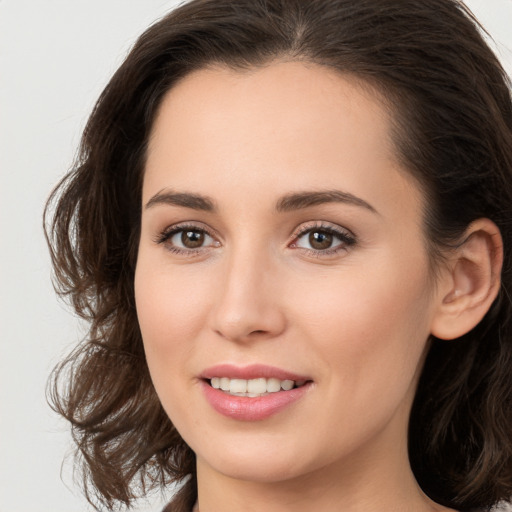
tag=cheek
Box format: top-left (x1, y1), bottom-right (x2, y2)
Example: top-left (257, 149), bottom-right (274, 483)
top-left (134, 258), bottom-right (212, 366)
top-left (134, 258), bottom-right (215, 430)
top-left (282, 260), bottom-right (435, 455)
top-left (289, 256), bottom-right (434, 388)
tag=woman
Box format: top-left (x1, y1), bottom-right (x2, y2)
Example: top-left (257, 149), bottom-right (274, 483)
top-left (45, 0), bottom-right (512, 511)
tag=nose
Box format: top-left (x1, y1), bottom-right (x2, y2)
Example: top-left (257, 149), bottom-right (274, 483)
top-left (209, 247), bottom-right (287, 343)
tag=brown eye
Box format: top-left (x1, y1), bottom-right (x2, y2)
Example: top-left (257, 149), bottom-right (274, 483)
top-left (163, 227), bottom-right (216, 251)
top-left (181, 230), bottom-right (205, 248)
top-left (293, 225), bottom-right (356, 254)
top-left (309, 231), bottom-right (333, 250)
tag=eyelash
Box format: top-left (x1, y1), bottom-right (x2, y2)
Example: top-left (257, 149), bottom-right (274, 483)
top-left (290, 222), bottom-right (357, 257)
top-left (155, 222), bottom-right (357, 258)
top-left (154, 223), bottom-right (218, 257)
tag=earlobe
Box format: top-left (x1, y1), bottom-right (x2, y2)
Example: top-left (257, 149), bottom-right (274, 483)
top-left (430, 219), bottom-right (503, 341)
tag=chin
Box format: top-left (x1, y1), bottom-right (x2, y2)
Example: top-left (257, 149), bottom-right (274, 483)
top-left (206, 453), bottom-right (310, 484)
top-left (191, 428), bottom-right (340, 486)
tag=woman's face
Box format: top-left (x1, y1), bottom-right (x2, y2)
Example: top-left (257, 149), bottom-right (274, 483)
top-left (135, 61), bottom-right (444, 484)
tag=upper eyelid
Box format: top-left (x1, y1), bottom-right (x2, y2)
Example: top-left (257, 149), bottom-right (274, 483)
top-left (160, 221), bottom-right (218, 238)
top-left (291, 221), bottom-right (355, 238)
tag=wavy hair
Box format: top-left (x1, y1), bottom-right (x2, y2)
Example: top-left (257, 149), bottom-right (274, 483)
top-left (45, 0), bottom-right (512, 510)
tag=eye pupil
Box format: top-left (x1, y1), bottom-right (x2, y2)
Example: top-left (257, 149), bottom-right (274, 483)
top-left (182, 230), bottom-right (204, 248)
top-left (309, 231), bottom-right (333, 250)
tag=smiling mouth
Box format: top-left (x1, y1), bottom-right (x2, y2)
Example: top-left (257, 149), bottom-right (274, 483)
top-left (207, 377), bottom-right (308, 397)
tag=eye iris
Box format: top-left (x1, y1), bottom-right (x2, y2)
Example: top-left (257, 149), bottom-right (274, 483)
top-left (181, 230), bottom-right (204, 248)
top-left (309, 231), bottom-right (333, 250)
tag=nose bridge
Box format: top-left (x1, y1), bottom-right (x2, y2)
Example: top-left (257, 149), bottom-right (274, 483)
top-left (211, 237), bottom-right (285, 342)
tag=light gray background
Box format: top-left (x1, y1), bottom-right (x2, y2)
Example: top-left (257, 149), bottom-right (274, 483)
top-left (1, 1), bottom-right (511, 511)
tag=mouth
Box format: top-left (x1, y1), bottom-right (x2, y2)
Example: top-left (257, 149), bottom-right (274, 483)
top-left (207, 377), bottom-right (309, 397)
top-left (200, 365), bottom-right (313, 420)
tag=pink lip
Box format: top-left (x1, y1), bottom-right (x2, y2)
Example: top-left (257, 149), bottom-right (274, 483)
top-left (200, 363), bottom-right (310, 381)
top-left (199, 364), bottom-right (313, 421)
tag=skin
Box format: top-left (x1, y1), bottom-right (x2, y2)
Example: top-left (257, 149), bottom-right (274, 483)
top-left (135, 61), bottom-right (461, 512)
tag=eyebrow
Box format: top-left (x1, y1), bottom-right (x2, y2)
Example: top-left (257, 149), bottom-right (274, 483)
top-left (145, 190), bottom-right (216, 211)
top-left (275, 190), bottom-right (378, 214)
top-left (144, 188), bottom-right (378, 215)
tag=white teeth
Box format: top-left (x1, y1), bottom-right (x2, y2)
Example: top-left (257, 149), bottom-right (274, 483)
top-left (267, 378), bottom-right (281, 393)
top-left (209, 377), bottom-right (307, 396)
top-left (247, 378), bottom-right (266, 394)
top-left (281, 379), bottom-right (294, 391)
top-left (230, 379), bottom-right (248, 394)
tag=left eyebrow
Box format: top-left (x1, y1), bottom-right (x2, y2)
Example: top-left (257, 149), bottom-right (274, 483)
top-left (275, 190), bottom-right (379, 214)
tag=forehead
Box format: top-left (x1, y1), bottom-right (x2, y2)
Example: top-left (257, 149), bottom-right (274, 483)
top-left (144, 60), bottom-right (423, 222)
top-left (147, 61), bottom-right (394, 167)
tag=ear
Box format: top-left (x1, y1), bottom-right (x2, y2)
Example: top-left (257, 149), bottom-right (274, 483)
top-left (430, 218), bottom-right (503, 340)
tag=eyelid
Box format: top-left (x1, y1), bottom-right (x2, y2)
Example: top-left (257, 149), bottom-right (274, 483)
top-left (153, 220), bottom-right (356, 257)
top-left (289, 221), bottom-right (357, 255)
top-left (154, 221), bottom-right (221, 254)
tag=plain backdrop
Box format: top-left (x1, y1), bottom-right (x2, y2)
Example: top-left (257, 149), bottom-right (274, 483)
top-left (1, 1), bottom-right (511, 511)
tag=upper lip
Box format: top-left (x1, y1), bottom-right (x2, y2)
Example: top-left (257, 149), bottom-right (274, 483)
top-left (200, 363), bottom-right (311, 382)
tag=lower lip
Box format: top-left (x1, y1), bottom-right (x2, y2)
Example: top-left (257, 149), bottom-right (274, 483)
top-left (201, 381), bottom-right (311, 421)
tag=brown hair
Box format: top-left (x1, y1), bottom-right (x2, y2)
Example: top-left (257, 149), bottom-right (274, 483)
top-left (45, 1), bottom-right (512, 510)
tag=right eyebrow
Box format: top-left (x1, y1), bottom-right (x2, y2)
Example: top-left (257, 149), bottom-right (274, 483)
top-left (144, 190), bottom-right (216, 212)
